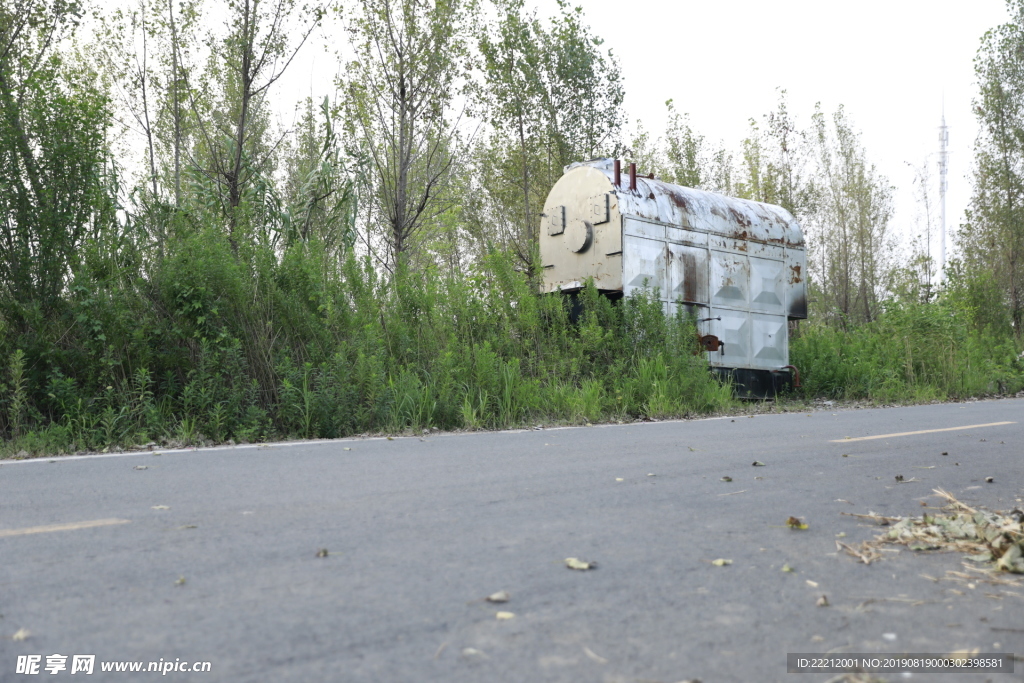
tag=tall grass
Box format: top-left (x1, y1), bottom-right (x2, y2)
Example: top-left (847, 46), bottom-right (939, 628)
top-left (790, 300), bottom-right (1024, 402)
top-left (0, 230), bottom-right (733, 456)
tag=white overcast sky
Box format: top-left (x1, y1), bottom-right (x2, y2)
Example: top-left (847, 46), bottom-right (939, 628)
top-left (538, 0), bottom-right (1011, 264)
top-left (115, 0), bottom-right (1011, 265)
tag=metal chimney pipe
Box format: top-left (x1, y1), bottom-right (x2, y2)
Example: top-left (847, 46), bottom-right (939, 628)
top-left (629, 162), bottom-right (636, 191)
top-left (613, 159), bottom-right (621, 187)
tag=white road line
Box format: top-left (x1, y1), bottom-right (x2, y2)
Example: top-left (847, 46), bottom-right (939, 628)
top-left (831, 421), bottom-right (1016, 443)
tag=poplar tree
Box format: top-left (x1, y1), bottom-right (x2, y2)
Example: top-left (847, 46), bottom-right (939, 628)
top-left (962, 0), bottom-right (1024, 336)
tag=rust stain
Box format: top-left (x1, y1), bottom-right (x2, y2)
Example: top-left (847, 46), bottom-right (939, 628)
top-left (789, 263), bottom-right (803, 284)
top-left (681, 251), bottom-right (699, 303)
top-left (728, 207), bottom-right (752, 227)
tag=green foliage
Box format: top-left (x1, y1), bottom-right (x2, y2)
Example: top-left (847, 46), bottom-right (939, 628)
top-left (0, 231), bottom-right (736, 455)
top-left (469, 0), bottom-right (624, 270)
top-left (791, 301), bottom-right (1024, 402)
top-left (961, 0), bottom-right (1024, 337)
top-left (1, 10), bottom-right (114, 314)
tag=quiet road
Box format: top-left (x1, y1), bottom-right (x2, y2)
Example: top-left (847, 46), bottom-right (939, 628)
top-left (2, 399), bottom-right (1023, 683)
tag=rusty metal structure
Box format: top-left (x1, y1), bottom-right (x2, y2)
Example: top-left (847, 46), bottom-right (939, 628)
top-left (540, 158), bottom-right (807, 398)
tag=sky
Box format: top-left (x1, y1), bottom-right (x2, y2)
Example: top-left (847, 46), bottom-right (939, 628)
top-left (526, 0), bottom-right (1011, 269)
top-left (101, 0), bottom-right (1012, 271)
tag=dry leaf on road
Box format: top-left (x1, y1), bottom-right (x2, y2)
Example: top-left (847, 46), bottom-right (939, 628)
top-left (565, 557), bottom-right (597, 570)
top-left (787, 516), bottom-right (809, 530)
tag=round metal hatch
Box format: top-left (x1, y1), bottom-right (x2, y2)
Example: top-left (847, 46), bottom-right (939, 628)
top-left (565, 219), bottom-right (593, 253)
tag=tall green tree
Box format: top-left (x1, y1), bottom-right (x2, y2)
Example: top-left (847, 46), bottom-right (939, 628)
top-left (342, 0), bottom-right (474, 272)
top-left (0, 0), bottom-right (114, 314)
top-left (186, 0), bottom-right (322, 250)
top-left (962, 0), bottom-right (1024, 336)
top-left (806, 104), bottom-right (894, 325)
top-left (469, 0), bottom-right (623, 271)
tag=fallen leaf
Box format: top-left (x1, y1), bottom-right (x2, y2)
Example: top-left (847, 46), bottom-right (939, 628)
top-left (720, 476), bottom-right (733, 482)
top-left (711, 558), bottom-right (732, 567)
top-left (647, 473), bottom-right (656, 477)
top-left (12, 628), bottom-right (30, 641)
top-left (787, 516), bottom-right (809, 530)
top-left (175, 576), bottom-right (186, 586)
top-left (151, 505), bottom-right (170, 510)
top-left (615, 477), bottom-right (624, 482)
top-left (781, 563), bottom-right (795, 573)
top-left (316, 548), bottom-right (329, 558)
top-left (386, 436), bottom-right (393, 441)
top-left (495, 611), bottom-right (515, 620)
top-left (688, 446), bottom-right (697, 452)
top-left (486, 590), bottom-right (510, 603)
top-left (841, 453), bottom-right (849, 458)
top-left (816, 595), bottom-right (830, 607)
top-left (565, 557), bottom-right (597, 570)
top-left (806, 580), bottom-right (819, 587)
top-left (752, 461), bottom-right (765, 467)
top-left (343, 447), bottom-right (352, 451)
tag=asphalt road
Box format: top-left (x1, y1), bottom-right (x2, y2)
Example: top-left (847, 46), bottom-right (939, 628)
top-left (2, 399), bottom-right (1023, 683)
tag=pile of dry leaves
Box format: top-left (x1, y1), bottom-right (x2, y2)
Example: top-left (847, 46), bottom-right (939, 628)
top-left (838, 488), bottom-right (1024, 575)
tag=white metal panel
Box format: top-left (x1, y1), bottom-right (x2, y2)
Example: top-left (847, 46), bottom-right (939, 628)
top-left (710, 250), bottom-right (749, 309)
top-left (622, 235), bottom-right (665, 295)
top-left (667, 243), bottom-right (709, 305)
top-left (750, 313), bottom-right (787, 369)
top-left (623, 217), bottom-right (666, 241)
top-left (666, 226), bottom-right (707, 247)
top-left (749, 256), bottom-right (784, 314)
top-left (707, 308), bottom-right (750, 368)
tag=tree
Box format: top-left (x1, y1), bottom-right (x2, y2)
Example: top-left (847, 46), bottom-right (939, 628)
top-left (280, 96), bottom-right (358, 255)
top-left (806, 104), bottom-right (895, 325)
top-left (186, 0), bottom-right (322, 250)
top-left (468, 0), bottom-right (623, 272)
top-left (962, 0), bottom-right (1024, 336)
top-left (342, 0), bottom-right (474, 272)
top-left (0, 0), bottom-right (114, 313)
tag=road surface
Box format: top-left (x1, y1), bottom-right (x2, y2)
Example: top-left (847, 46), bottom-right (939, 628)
top-left (2, 399), bottom-right (1023, 682)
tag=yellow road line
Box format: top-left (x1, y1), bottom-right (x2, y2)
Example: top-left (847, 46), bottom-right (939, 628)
top-left (831, 421), bottom-right (1016, 443)
top-left (0, 518), bottom-right (130, 538)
